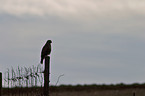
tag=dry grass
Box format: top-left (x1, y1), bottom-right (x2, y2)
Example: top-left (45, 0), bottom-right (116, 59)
top-left (2, 88), bottom-right (145, 96)
top-left (2, 84), bottom-right (145, 96)
top-left (50, 88), bottom-right (144, 96)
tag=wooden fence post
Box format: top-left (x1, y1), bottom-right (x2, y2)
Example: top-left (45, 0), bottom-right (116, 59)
top-left (44, 56), bottom-right (50, 96)
top-left (133, 92), bottom-right (135, 96)
top-left (0, 72), bottom-right (2, 96)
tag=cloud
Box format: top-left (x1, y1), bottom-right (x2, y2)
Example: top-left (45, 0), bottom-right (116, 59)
top-left (0, 1), bottom-right (145, 84)
top-left (0, 0), bottom-right (145, 20)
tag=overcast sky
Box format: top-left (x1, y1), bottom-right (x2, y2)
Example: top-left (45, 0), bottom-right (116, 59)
top-left (0, 0), bottom-right (145, 85)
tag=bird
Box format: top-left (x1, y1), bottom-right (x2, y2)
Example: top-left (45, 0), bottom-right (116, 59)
top-left (40, 40), bottom-right (52, 64)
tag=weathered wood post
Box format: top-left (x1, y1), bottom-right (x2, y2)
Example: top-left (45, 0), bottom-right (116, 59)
top-left (133, 92), bottom-right (135, 96)
top-left (0, 72), bottom-right (2, 96)
top-left (44, 56), bottom-right (50, 96)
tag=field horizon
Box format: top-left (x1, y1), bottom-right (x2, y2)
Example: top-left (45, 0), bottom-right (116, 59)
top-left (2, 83), bottom-right (145, 96)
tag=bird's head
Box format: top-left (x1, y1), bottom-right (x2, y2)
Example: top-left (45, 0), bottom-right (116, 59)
top-left (46, 40), bottom-right (52, 44)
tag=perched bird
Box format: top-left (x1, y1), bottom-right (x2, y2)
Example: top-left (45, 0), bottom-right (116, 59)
top-left (40, 40), bottom-right (52, 64)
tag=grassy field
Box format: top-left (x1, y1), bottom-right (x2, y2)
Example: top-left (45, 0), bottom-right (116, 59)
top-left (50, 88), bottom-right (144, 96)
top-left (2, 83), bottom-right (145, 96)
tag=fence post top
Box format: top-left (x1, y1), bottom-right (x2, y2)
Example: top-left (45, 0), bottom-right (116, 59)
top-left (45, 56), bottom-right (50, 59)
top-left (45, 56), bottom-right (50, 58)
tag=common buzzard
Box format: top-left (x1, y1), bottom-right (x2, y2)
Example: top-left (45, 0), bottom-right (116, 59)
top-left (40, 40), bottom-right (52, 64)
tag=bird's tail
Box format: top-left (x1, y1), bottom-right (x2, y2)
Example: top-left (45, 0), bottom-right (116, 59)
top-left (40, 58), bottom-right (43, 64)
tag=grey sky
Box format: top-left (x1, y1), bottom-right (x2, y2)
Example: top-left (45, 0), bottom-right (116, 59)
top-left (0, 0), bottom-right (145, 85)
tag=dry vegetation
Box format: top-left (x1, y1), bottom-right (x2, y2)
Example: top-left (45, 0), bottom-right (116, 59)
top-left (2, 83), bottom-right (145, 96)
top-left (50, 88), bottom-right (145, 96)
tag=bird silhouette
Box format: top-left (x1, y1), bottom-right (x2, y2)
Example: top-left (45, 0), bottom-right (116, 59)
top-left (40, 40), bottom-right (52, 64)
